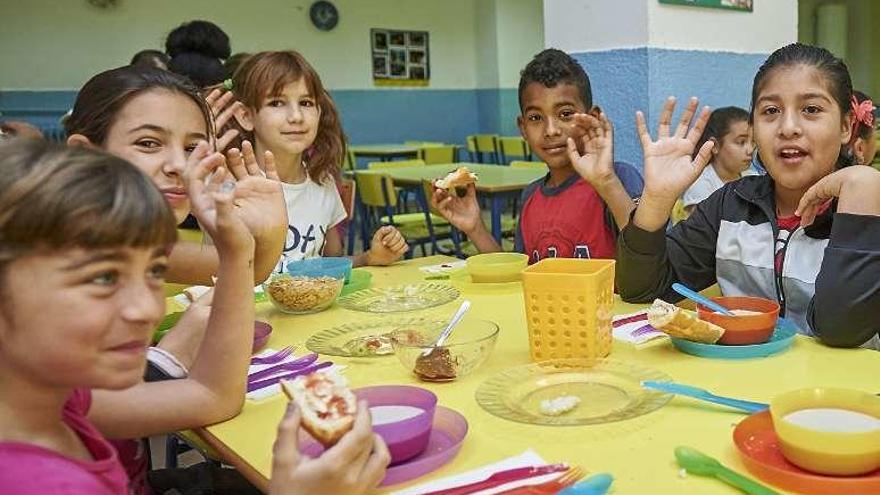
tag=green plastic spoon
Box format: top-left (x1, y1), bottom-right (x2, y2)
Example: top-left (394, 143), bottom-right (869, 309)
top-left (675, 446), bottom-right (780, 495)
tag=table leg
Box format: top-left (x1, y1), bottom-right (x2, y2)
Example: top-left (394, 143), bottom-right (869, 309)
top-left (491, 194), bottom-right (502, 243)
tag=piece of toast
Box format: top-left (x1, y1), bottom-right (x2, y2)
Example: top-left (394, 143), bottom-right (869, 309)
top-left (434, 167), bottom-right (478, 189)
top-left (647, 299), bottom-right (725, 344)
top-left (280, 371), bottom-right (357, 447)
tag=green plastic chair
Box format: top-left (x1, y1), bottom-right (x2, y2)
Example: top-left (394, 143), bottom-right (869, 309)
top-left (354, 172), bottom-right (450, 257)
top-left (466, 134), bottom-right (500, 163)
top-left (498, 136), bottom-right (531, 164)
top-left (418, 145), bottom-right (459, 165)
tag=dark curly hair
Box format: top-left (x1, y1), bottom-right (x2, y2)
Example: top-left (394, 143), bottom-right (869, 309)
top-left (165, 20), bottom-right (231, 88)
top-left (518, 48), bottom-right (592, 112)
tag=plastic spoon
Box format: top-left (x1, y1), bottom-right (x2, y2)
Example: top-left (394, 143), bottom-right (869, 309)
top-left (671, 283), bottom-right (735, 316)
top-left (557, 472), bottom-right (614, 495)
top-left (675, 446), bottom-right (780, 495)
top-left (422, 299), bottom-right (471, 357)
top-left (642, 381), bottom-right (768, 413)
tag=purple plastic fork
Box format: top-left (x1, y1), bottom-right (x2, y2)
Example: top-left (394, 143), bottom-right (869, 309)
top-left (247, 353), bottom-right (320, 382)
top-left (250, 346), bottom-right (295, 365)
top-left (246, 361), bottom-right (333, 393)
top-left (632, 324), bottom-right (661, 338)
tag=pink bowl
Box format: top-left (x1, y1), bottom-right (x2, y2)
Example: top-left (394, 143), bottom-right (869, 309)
top-left (356, 386), bottom-right (437, 464)
top-left (253, 321), bottom-right (272, 353)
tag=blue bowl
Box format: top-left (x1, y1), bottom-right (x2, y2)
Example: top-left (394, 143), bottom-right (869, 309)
top-left (286, 257), bottom-right (353, 282)
top-left (670, 317), bottom-right (799, 359)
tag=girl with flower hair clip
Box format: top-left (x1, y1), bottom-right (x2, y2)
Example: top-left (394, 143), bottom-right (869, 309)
top-left (849, 90), bottom-right (876, 165)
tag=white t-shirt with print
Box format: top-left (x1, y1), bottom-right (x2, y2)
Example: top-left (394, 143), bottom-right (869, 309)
top-left (682, 164), bottom-right (759, 208)
top-left (275, 175), bottom-right (347, 273)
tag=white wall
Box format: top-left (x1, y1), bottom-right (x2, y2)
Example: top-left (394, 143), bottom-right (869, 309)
top-left (647, 0), bottom-right (797, 53)
top-left (544, 0), bottom-right (648, 52)
top-left (0, 0), bottom-right (486, 90)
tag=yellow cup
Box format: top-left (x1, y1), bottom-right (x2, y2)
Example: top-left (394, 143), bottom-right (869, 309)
top-left (521, 258), bottom-right (615, 361)
top-left (770, 388), bottom-right (880, 476)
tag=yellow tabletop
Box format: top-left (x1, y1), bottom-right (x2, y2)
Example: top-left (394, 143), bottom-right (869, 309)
top-left (198, 256), bottom-right (880, 494)
top-left (349, 144), bottom-right (421, 159)
top-left (357, 163), bottom-right (546, 194)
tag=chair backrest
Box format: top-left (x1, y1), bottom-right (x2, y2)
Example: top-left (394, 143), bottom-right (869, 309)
top-left (367, 159), bottom-right (426, 170)
top-left (466, 134), bottom-right (499, 163)
top-left (510, 160), bottom-right (546, 170)
top-left (342, 149), bottom-right (357, 171)
top-left (354, 172), bottom-right (397, 208)
top-left (498, 136), bottom-right (530, 163)
top-left (338, 178), bottom-right (357, 221)
top-left (418, 145), bottom-right (458, 164)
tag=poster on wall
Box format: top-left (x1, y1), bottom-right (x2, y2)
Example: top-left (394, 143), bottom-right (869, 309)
top-left (371, 28), bottom-right (430, 86)
top-left (658, 0), bottom-right (752, 12)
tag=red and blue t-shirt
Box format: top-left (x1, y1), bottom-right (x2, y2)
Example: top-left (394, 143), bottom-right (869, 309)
top-left (514, 163), bottom-right (643, 263)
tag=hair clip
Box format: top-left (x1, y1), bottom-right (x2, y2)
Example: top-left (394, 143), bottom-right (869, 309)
top-left (223, 78), bottom-right (234, 91)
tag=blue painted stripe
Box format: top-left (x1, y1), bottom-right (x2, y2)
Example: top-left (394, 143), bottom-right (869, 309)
top-left (571, 47), bottom-right (767, 167)
top-left (0, 88), bottom-right (523, 146)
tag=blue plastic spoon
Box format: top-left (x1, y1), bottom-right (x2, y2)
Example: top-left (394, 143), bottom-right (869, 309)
top-left (557, 473), bottom-right (614, 495)
top-left (672, 283), bottom-right (735, 316)
top-left (642, 380), bottom-right (768, 413)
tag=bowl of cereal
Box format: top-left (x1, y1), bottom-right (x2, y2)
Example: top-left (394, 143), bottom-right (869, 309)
top-left (263, 258), bottom-right (351, 314)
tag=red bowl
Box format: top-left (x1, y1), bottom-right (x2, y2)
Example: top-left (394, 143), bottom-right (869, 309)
top-left (698, 296), bottom-right (779, 345)
top-left (253, 321), bottom-right (272, 353)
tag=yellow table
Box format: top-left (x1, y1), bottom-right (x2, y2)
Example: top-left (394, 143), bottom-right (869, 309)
top-left (349, 144), bottom-right (421, 162)
top-left (198, 256), bottom-right (880, 494)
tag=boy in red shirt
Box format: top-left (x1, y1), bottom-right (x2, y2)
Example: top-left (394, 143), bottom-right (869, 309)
top-left (433, 49), bottom-right (642, 263)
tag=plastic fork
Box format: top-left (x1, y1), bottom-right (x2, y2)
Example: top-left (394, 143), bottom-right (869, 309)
top-left (642, 381), bottom-right (768, 413)
top-left (496, 466), bottom-right (586, 495)
top-left (250, 346), bottom-right (294, 365)
top-left (246, 361), bottom-right (333, 393)
top-left (418, 464), bottom-right (569, 495)
top-left (247, 353), bottom-right (320, 383)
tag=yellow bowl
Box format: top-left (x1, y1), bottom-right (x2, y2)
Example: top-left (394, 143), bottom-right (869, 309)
top-left (466, 253), bottom-right (528, 283)
top-left (769, 388), bottom-right (880, 476)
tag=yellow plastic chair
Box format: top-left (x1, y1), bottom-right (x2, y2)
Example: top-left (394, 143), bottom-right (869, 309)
top-left (418, 145), bottom-right (459, 164)
top-left (466, 134), bottom-right (500, 163)
top-left (367, 159), bottom-right (426, 170)
top-left (354, 172), bottom-right (449, 257)
top-left (499, 136), bottom-right (531, 164)
top-left (510, 160), bottom-right (547, 170)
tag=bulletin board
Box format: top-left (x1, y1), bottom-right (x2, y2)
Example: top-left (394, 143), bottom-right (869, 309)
top-left (371, 28), bottom-right (430, 87)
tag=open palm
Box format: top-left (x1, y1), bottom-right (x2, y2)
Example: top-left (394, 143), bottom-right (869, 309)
top-left (226, 140), bottom-right (288, 240)
top-left (568, 111), bottom-right (615, 187)
top-left (638, 97), bottom-right (714, 205)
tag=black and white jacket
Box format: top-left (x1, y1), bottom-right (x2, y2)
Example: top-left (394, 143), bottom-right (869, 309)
top-left (617, 174), bottom-right (880, 349)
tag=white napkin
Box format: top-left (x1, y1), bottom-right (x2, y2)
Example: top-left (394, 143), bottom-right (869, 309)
top-left (418, 260), bottom-right (467, 276)
top-left (612, 310), bottom-right (667, 345)
top-left (246, 348), bottom-right (345, 401)
top-left (392, 449), bottom-right (563, 495)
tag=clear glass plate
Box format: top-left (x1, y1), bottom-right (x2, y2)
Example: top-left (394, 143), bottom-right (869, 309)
top-left (335, 282), bottom-right (460, 313)
top-left (476, 358), bottom-right (673, 426)
top-left (306, 316), bottom-right (442, 357)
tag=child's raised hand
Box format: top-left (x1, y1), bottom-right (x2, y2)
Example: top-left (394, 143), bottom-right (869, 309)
top-left (432, 184), bottom-right (482, 235)
top-left (567, 111), bottom-right (616, 189)
top-left (269, 401), bottom-right (390, 495)
top-left (225, 140), bottom-right (288, 242)
top-left (206, 88), bottom-right (244, 152)
top-left (366, 225), bottom-right (409, 266)
top-left (637, 97), bottom-right (714, 208)
top-left (183, 141), bottom-right (254, 254)
top-left (796, 166), bottom-right (880, 227)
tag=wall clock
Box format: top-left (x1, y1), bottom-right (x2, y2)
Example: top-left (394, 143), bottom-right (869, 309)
top-left (310, 1), bottom-right (339, 31)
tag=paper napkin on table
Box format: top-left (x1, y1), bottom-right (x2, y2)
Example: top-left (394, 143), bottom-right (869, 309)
top-left (612, 310), bottom-right (667, 345)
top-left (392, 449), bottom-right (562, 495)
top-left (246, 349), bottom-right (345, 401)
top-left (418, 260), bottom-right (467, 276)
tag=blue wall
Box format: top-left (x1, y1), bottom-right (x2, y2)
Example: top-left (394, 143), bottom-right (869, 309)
top-left (0, 87), bottom-right (522, 147)
top-left (571, 48), bottom-right (766, 167)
